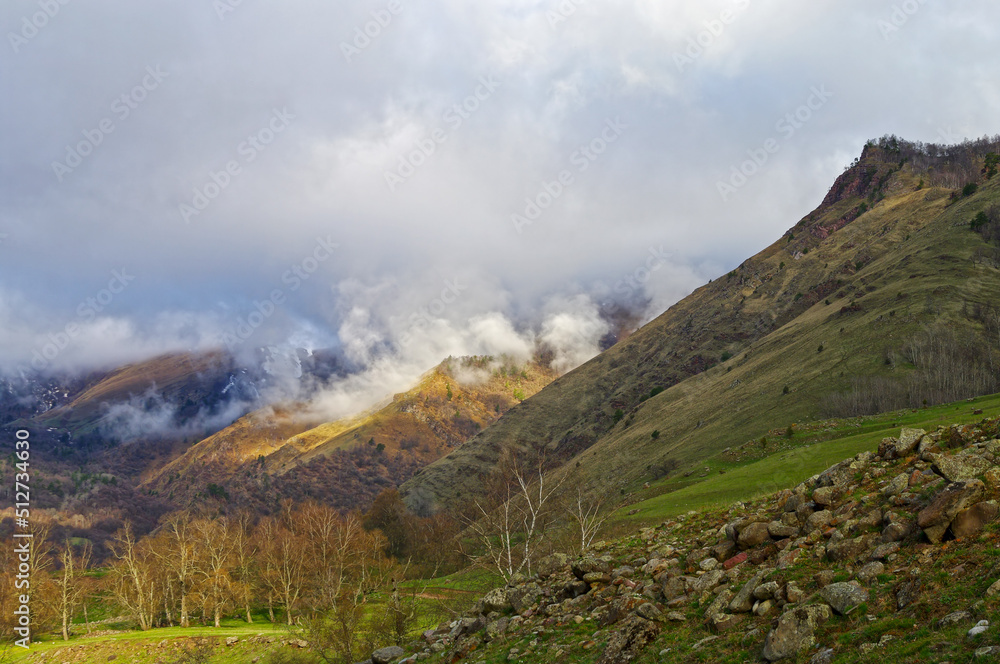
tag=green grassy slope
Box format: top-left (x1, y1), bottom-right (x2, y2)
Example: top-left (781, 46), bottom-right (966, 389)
top-left (402, 143), bottom-right (1000, 515)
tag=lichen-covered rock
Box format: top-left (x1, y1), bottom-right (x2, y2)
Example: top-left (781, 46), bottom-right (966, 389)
top-left (951, 501), bottom-right (1000, 540)
top-left (762, 604), bottom-right (831, 661)
top-left (372, 645), bottom-right (406, 664)
top-left (729, 570), bottom-right (768, 613)
top-left (738, 522), bottom-right (772, 549)
top-left (929, 454), bottom-right (991, 483)
top-left (820, 582), bottom-right (868, 615)
top-left (595, 614), bottom-right (660, 664)
top-left (917, 480), bottom-right (986, 544)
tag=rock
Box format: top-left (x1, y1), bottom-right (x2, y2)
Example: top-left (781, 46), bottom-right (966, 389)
top-left (812, 486), bottom-right (838, 506)
top-left (596, 614), bottom-right (660, 664)
top-left (938, 610), bottom-right (973, 628)
top-left (784, 494), bottom-right (806, 513)
top-left (635, 602), bottom-right (663, 622)
top-left (931, 454), bottom-right (992, 482)
top-left (536, 553), bottom-right (570, 578)
top-left (768, 521), bottom-right (800, 539)
top-left (572, 556), bottom-right (611, 579)
top-left (882, 473), bottom-right (909, 497)
top-left (881, 521), bottom-right (909, 543)
top-left (894, 428), bottom-right (926, 457)
top-left (856, 561), bottom-right (884, 584)
top-left (917, 480), bottom-right (986, 544)
top-left (804, 510), bottom-right (833, 532)
top-left (738, 522), bottom-right (772, 549)
top-left (951, 501), bottom-right (1000, 540)
top-left (708, 613), bottom-right (744, 633)
top-left (225, 636), bottom-right (239, 646)
top-left (820, 582), bottom-right (868, 615)
top-left (692, 569), bottom-right (726, 594)
top-left (753, 599), bottom-right (774, 617)
top-left (485, 618), bottom-right (509, 641)
top-left (754, 581), bottom-right (781, 600)
top-left (729, 571), bottom-right (768, 613)
top-left (809, 648), bottom-right (835, 664)
top-left (583, 572), bottom-right (611, 584)
top-left (723, 551), bottom-right (748, 569)
top-left (372, 646), bottom-right (406, 664)
top-left (703, 588), bottom-right (734, 621)
top-left (827, 535), bottom-right (875, 562)
top-left (711, 540), bottom-right (738, 561)
top-left (699, 557), bottom-right (720, 572)
top-left (761, 605), bottom-right (831, 661)
top-left (985, 468), bottom-right (1000, 492)
top-left (749, 544), bottom-right (778, 565)
top-left (785, 582), bottom-right (804, 603)
top-left (976, 646), bottom-right (1000, 658)
top-left (895, 577), bottom-right (921, 610)
top-left (969, 620), bottom-right (990, 639)
top-left (480, 587), bottom-right (514, 614)
top-left (814, 570), bottom-right (836, 588)
top-left (870, 541), bottom-right (901, 560)
top-left (666, 611), bottom-right (685, 622)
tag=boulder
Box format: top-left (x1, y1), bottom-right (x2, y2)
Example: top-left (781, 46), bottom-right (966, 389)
top-left (827, 535), bottom-right (875, 562)
top-left (692, 569), bottom-right (726, 594)
top-left (882, 473), bottom-right (909, 497)
top-left (762, 604), bottom-right (831, 661)
top-left (951, 501), bottom-right (1000, 540)
top-left (597, 614), bottom-right (660, 664)
top-left (480, 587), bottom-right (513, 614)
top-left (917, 480), bottom-right (986, 544)
top-left (804, 510), bottom-right (833, 532)
top-left (372, 645), bottom-right (406, 664)
top-left (855, 561), bottom-right (884, 585)
top-left (895, 577), bottom-right (921, 610)
top-left (820, 582), bottom-right (868, 615)
top-left (536, 552), bottom-right (570, 578)
top-left (930, 454), bottom-right (991, 482)
top-left (729, 570), bottom-right (768, 613)
top-left (812, 486), bottom-right (838, 506)
top-left (894, 428), bottom-right (925, 457)
top-left (738, 522), bottom-right (772, 550)
top-left (768, 521), bottom-right (800, 539)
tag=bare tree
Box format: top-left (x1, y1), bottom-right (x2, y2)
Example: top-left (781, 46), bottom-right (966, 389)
top-left (568, 488), bottom-right (614, 553)
top-left (152, 514), bottom-right (200, 628)
top-left (255, 515), bottom-right (308, 626)
top-left (193, 518), bottom-right (236, 628)
top-left (465, 455), bottom-right (565, 582)
top-left (229, 512), bottom-right (258, 624)
top-left (108, 522), bottom-right (159, 631)
top-left (56, 539), bottom-right (91, 641)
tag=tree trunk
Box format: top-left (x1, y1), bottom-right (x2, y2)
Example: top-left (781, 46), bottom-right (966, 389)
top-left (245, 605), bottom-right (253, 624)
top-left (62, 608), bottom-right (69, 641)
top-left (214, 607), bottom-right (221, 629)
top-left (180, 593), bottom-right (189, 628)
top-left (268, 599), bottom-right (275, 624)
top-left (83, 602), bottom-right (91, 635)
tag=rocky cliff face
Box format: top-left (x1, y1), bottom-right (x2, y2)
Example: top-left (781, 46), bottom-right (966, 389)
top-left (393, 417), bottom-right (1000, 663)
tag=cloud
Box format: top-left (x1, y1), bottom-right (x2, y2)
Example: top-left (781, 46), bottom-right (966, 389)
top-left (2, 0), bottom-right (997, 419)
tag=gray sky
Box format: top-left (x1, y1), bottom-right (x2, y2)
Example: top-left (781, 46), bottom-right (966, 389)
top-left (1, 0), bottom-right (998, 383)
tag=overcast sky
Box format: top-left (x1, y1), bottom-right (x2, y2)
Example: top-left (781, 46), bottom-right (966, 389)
top-left (1, 0), bottom-right (998, 380)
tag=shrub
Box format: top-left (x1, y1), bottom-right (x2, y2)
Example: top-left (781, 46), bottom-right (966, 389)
top-left (818, 344), bottom-right (824, 353)
top-left (721, 351), bottom-right (732, 362)
top-left (963, 182), bottom-right (979, 197)
top-left (782, 385), bottom-right (790, 395)
top-left (986, 153), bottom-right (999, 179)
top-left (613, 409), bottom-right (624, 424)
top-left (651, 430), bottom-right (660, 440)
top-left (972, 211), bottom-right (990, 231)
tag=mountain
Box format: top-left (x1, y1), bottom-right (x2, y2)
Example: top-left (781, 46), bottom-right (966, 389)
top-left (143, 355), bottom-right (559, 513)
top-left (401, 137), bottom-right (1000, 515)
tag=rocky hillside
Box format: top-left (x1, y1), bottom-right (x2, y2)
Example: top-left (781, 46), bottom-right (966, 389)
top-left (144, 356), bottom-right (558, 512)
top-left (388, 416), bottom-right (1000, 663)
top-left (402, 138), bottom-right (1000, 516)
